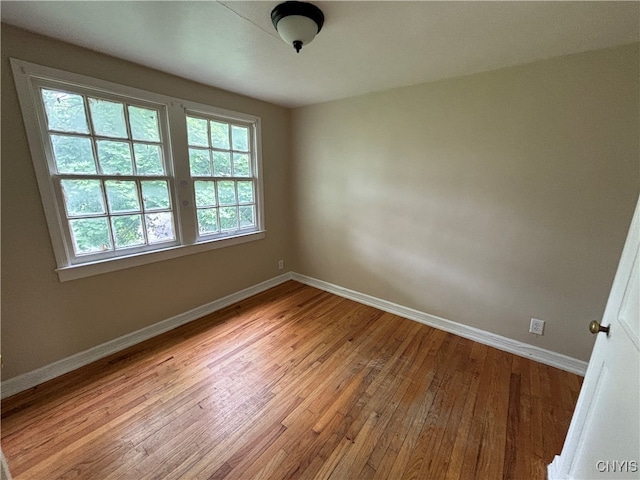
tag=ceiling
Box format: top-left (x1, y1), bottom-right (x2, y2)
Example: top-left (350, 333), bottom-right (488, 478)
top-left (2, 1), bottom-right (639, 108)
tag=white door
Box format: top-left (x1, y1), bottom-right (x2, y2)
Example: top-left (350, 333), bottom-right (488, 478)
top-left (549, 195), bottom-right (640, 480)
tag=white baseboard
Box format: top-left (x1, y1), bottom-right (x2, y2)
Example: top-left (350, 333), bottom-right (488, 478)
top-left (1, 447), bottom-right (13, 480)
top-left (2, 271), bottom-right (587, 399)
top-left (547, 455), bottom-right (562, 480)
top-left (291, 273), bottom-right (588, 376)
top-left (0, 273), bottom-right (293, 399)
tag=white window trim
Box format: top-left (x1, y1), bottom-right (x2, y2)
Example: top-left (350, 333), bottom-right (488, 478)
top-left (11, 58), bottom-right (266, 282)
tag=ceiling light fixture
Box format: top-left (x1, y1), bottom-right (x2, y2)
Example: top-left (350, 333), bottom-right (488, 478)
top-left (271, 1), bottom-right (324, 53)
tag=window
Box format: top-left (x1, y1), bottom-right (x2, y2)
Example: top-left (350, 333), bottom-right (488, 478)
top-left (186, 115), bottom-right (258, 237)
top-left (11, 59), bottom-right (264, 281)
top-left (42, 88), bottom-right (177, 257)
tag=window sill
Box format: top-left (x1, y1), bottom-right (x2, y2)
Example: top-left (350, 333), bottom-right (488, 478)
top-left (56, 230), bottom-right (266, 282)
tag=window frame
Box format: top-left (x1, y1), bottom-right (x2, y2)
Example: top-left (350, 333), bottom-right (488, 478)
top-left (11, 58), bottom-right (265, 282)
top-left (184, 107), bottom-right (263, 242)
top-left (35, 79), bottom-right (182, 263)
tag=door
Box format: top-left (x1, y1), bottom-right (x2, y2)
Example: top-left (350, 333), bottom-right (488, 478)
top-left (548, 195), bottom-right (640, 479)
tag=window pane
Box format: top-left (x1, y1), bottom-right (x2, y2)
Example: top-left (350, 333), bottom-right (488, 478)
top-left (112, 214), bottom-right (144, 248)
top-left (61, 179), bottom-right (106, 216)
top-left (97, 140), bottom-right (134, 175)
top-left (213, 151), bottom-right (231, 177)
top-left (133, 143), bottom-right (164, 175)
top-left (50, 135), bottom-right (97, 174)
top-left (239, 205), bottom-right (255, 228)
top-left (219, 206), bottom-right (238, 231)
top-left (186, 117), bottom-right (208, 147)
top-left (233, 153), bottom-right (251, 177)
top-left (231, 125), bottom-right (249, 151)
top-left (197, 208), bottom-right (219, 235)
top-left (41, 89), bottom-right (89, 134)
top-left (146, 212), bottom-right (175, 244)
top-left (210, 121), bottom-right (229, 149)
top-left (88, 98), bottom-right (127, 138)
top-left (194, 181), bottom-right (216, 207)
top-left (237, 181), bottom-right (254, 204)
top-left (189, 148), bottom-right (211, 176)
top-left (217, 181), bottom-right (236, 205)
top-left (129, 106), bottom-right (160, 142)
top-left (141, 180), bottom-right (170, 211)
top-left (69, 217), bottom-right (112, 254)
top-left (105, 180), bottom-right (140, 213)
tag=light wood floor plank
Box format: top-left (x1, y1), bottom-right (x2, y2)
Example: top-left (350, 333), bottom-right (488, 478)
top-left (1, 281), bottom-right (582, 479)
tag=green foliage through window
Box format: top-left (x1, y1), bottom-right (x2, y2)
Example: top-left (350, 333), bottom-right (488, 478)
top-left (89, 98), bottom-right (127, 138)
top-left (19, 66), bottom-right (262, 269)
top-left (42, 87), bottom-right (175, 256)
top-left (187, 114), bottom-right (256, 237)
top-left (42, 89), bottom-right (89, 134)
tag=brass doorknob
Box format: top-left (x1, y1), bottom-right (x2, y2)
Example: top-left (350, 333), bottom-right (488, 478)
top-left (589, 320), bottom-right (610, 335)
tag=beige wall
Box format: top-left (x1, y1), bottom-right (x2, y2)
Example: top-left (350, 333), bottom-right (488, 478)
top-left (291, 43), bottom-right (639, 362)
top-left (1, 25), bottom-right (293, 380)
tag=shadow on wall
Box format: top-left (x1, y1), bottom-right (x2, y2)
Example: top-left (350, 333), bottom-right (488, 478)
top-left (297, 155), bottom-right (611, 360)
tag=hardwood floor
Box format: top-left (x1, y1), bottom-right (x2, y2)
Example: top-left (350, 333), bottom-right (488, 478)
top-left (1, 281), bottom-right (582, 479)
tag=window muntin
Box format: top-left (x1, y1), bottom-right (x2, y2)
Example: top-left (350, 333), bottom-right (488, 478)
top-left (12, 59), bottom-right (264, 280)
top-left (186, 114), bottom-right (258, 239)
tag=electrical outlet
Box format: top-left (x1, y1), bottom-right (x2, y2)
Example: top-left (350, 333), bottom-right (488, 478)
top-left (278, 260), bottom-right (284, 270)
top-left (529, 318), bottom-right (545, 335)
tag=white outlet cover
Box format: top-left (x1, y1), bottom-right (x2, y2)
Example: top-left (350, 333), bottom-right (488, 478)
top-left (529, 318), bottom-right (545, 335)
